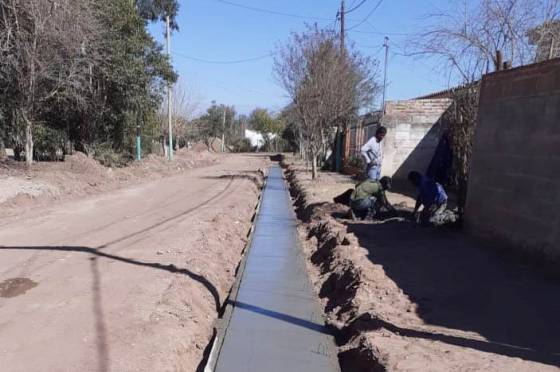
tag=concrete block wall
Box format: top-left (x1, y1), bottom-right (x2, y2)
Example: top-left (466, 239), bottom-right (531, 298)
top-left (380, 99), bottom-right (451, 180)
top-left (466, 58), bottom-right (560, 263)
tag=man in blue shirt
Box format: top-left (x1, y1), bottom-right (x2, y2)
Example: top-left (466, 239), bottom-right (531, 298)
top-left (408, 171), bottom-right (449, 226)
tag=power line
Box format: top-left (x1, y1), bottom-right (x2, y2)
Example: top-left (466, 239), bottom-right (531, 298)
top-left (349, 28), bottom-right (409, 37)
top-left (366, 20), bottom-right (409, 36)
top-left (357, 44), bottom-right (385, 55)
top-left (173, 51), bottom-right (273, 64)
top-left (344, 0), bottom-right (368, 14)
top-left (215, 0), bottom-right (335, 21)
top-left (346, 0), bottom-right (384, 31)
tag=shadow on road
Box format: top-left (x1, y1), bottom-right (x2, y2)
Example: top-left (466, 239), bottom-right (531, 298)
top-left (0, 245), bottom-right (222, 313)
top-left (345, 221), bottom-right (560, 367)
top-left (228, 300), bottom-right (333, 335)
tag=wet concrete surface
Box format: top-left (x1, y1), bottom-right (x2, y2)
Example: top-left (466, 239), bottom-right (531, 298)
top-left (214, 166), bottom-right (340, 372)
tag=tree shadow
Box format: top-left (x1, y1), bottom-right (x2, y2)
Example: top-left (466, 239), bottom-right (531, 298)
top-left (339, 312), bottom-right (560, 366)
top-left (345, 221), bottom-right (560, 367)
top-left (228, 300), bottom-right (333, 335)
top-left (0, 245), bottom-right (222, 313)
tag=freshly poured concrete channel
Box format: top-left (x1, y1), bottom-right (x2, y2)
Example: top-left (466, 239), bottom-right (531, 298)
top-left (213, 166), bottom-right (340, 372)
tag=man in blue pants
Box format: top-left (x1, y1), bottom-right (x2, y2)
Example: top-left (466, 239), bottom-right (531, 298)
top-left (360, 126), bottom-right (387, 181)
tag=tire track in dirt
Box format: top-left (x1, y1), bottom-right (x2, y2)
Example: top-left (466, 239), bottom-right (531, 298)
top-left (0, 178), bottom-right (236, 280)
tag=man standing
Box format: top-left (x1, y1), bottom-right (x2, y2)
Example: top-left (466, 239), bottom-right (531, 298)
top-left (361, 126), bottom-right (387, 180)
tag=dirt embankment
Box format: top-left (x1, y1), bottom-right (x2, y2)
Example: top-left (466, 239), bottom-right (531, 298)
top-left (0, 147), bottom-right (218, 218)
top-left (282, 156), bottom-right (560, 372)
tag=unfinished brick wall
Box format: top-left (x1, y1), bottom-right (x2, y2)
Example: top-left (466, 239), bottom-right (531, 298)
top-left (466, 59), bottom-right (560, 263)
top-left (380, 99), bottom-right (451, 180)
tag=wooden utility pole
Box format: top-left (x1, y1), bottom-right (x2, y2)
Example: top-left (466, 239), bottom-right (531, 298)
top-left (382, 36), bottom-right (389, 113)
top-left (166, 15), bottom-right (174, 161)
top-left (549, 36), bottom-right (556, 60)
top-left (340, 0), bottom-right (345, 51)
top-left (221, 108), bottom-right (226, 152)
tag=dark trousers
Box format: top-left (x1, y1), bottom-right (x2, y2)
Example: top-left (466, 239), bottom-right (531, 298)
top-left (351, 197), bottom-right (377, 220)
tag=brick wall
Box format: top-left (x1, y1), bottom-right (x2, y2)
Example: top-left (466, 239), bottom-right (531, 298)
top-left (380, 99), bottom-right (451, 180)
top-left (465, 58), bottom-right (560, 263)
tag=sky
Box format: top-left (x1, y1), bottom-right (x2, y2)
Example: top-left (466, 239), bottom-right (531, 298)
top-left (148, 0), bottom-right (456, 116)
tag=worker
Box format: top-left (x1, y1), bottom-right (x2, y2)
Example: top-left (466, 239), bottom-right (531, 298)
top-left (350, 176), bottom-right (394, 220)
top-left (360, 126), bottom-right (387, 181)
top-left (408, 171), bottom-right (450, 226)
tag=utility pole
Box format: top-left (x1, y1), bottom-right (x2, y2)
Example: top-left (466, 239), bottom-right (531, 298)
top-left (166, 15), bottom-right (173, 161)
top-left (549, 36), bottom-right (556, 60)
top-left (464, 0), bottom-right (468, 35)
top-left (221, 108), bottom-right (226, 152)
top-left (382, 36), bottom-right (389, 114)
top-left (334, 0), bottom-right (346, 172)
top-left (340, 0), bottom-right (345, 52)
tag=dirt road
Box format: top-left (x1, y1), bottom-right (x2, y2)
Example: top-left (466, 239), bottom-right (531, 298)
top-left (0, 154), bottom-right (267, 372)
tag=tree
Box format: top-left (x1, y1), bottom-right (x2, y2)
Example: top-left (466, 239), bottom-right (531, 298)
top-left (0, 0), bottom-right (99, 165)
top-left (411, 0), bottom-right (560, 81)
top-left (528, 19), bottom-right (560, 61)
top-left (135, 0), bottom-right (179, 29)
top-left (274, 25), bottom-right (378, 179)
top-left (193, 102), bottom-right (236, 147)
top-left (159, 82), bottom-right (202, 149)
top-left (410, 0), bottom-right (559, 214)
top-left (0, 0), bottom-right (177, 165)
top-left (248, 108), bottom-right (284, 151)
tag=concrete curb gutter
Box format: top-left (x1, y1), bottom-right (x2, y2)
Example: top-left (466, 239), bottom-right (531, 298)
top-left (203, 171), bottom-right (269, 372)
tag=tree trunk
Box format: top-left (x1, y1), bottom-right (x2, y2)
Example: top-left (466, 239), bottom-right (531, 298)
top-left (0, 141), bottom-right (5, 160)
top-left (311, 151), bottom-right (318, 180)
top-left (24, 116), bottom-right (33, 166)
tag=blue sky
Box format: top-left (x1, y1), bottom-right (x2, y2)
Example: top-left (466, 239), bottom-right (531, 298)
top-left (148, 0), bottom-right (455, 115)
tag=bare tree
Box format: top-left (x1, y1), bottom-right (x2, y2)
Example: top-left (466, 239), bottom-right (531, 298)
top-left (410, 0), bottom-right (560, 82)
top-left (410, 0), bottom-right (559, 214)
top-left (0, 0), bottom-right (98, 166)
top-left (528, 19), bottom-right (560, 61)
top-left (158, 81), bottom-right (201, 149)
top-left (274, 25), bottom-right (378, 179)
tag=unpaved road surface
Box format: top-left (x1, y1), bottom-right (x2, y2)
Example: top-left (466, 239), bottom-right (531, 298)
top-left (0, 154), bottom-right (267, 372)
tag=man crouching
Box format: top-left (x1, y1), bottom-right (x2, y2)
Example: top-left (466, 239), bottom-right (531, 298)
top-left (408, 171), bottom-right (455, 226)
top-left (350, 176), bottom-right (394, 220)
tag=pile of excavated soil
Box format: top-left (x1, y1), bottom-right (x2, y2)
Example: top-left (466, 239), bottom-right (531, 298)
top-left (0, 147), bottom-right (219, 218)
top-left (282, 156), bottom-right (560, 372)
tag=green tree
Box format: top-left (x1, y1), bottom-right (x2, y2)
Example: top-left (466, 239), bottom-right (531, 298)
top-left (85, 0), bottom-right (177, 157)
top-left (136, 0), bottom-right (180, 29)
top-left (194, 102), bottom-right (236, 147)
top-left (248, 108), bottom-right (285, 151)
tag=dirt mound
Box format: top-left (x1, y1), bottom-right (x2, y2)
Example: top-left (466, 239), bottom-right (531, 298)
top-left (190, 142), bottom-right (209, 153)
top-left (64, 152), bottom-right (107, 174)
top-left (208, 137), bottom-right (224, 153)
